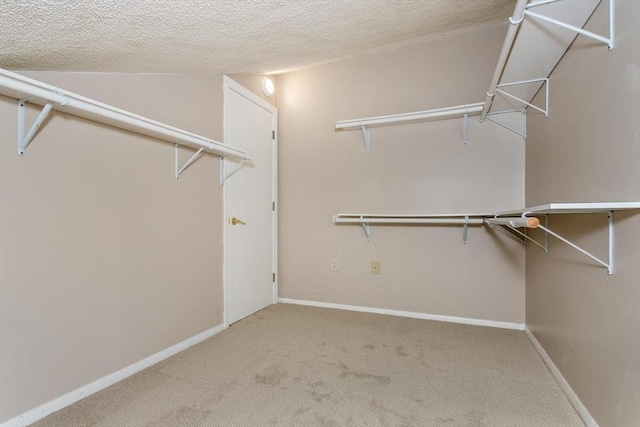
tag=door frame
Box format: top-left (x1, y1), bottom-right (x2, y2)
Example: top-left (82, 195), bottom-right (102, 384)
top-left (222, 76), bottom-right (278, 328)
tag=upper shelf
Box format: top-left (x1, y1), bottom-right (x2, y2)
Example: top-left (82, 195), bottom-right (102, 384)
top-left (495, 202), bottom-right (640, 216)
top-left (336, 0), bottom-right (614, 145)
top-left (0, 68), bottom-right (253, 161)
top-left (484, 0), bottom-right (605, 117)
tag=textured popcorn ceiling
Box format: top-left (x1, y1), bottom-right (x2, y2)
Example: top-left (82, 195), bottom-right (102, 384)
top-left (0, 0), bottom-right (513, 74)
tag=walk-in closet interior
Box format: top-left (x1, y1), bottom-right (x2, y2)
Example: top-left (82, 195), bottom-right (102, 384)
top-left (1, 0), bottom-right (638, 426)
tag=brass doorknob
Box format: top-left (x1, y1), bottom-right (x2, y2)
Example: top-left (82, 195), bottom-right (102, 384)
top-left (229, 216), bottom-right (246, 226)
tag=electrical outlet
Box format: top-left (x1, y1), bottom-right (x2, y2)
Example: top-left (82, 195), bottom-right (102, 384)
top-left (331, 259), bottom-right (338, 271)
top-left (371, 260), bottom-right (380, 274)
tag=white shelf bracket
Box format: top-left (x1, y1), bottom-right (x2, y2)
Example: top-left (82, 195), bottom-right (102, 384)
top-left (462, 215), bottom-right (469, 244)
top-left (175, 144), bottom-right (205, 179)
top-left (536, 211), bottom-right (614, 275)
top-left (462, 110), bottom-right (469, 145)
top-left (361, 126), bottom-right (371, 153)
top-left (220, 158), bottom-right (248, 186)
top-left (17, 98), bottom-right (56, 155)
top-left (360, 217), bottom-right (371, 240)
top-left (495, 78), bottom-right (549, 117)
top-left (525, 0), bottom-right (614, 50)
top-left (484, 109), bottom-right (527, 139)
top-left (508, 223), bottom-right (548, 252)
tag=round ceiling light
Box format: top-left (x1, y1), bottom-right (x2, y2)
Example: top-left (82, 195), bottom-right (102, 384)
top-left (262, 77), bottom-right (275, 97)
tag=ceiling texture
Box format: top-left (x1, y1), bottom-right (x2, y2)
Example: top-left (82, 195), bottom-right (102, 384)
top-left (0, 0), bottom-right (514, 75)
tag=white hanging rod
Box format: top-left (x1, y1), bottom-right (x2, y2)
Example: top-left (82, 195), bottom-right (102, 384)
top-left (333, 217), bottom-right (484, 225)
top-left (333, 213), bottom-right (485, 243)
top-left (334, 102), bottom-right (484, 130)
top-left (484, 216), bottom-right (540, 228)
top-left (479, 0), bottom-right (529, 122)
top-left (0, 68), bottom-right (253, 161)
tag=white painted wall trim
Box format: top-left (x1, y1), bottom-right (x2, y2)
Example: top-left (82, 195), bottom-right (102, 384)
top-left (279, 298), bottom-right (525, 330)
top-left (524, 326), bottom-right (598, 427)
top-left (1, 324), bottom-right (225, 427)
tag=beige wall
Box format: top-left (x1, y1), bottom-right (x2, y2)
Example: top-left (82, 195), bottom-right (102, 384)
top-left (277, 24), bottom-right (526, 323)
top-left (525, 1), bottom-right (640, 425)
top-left (0, 73), bottom-right (226, 422)
top-left (228, 74), bottom-right (278, 107)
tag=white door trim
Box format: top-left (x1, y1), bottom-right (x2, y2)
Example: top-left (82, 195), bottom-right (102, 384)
top-left (222, 76), bottom-right (278, 328)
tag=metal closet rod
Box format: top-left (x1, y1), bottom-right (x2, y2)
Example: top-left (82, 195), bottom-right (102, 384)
top-left (334, 102), bottom-right (484, 130)
top-left (484, 216), bottom-right (540, 228)
top-left (333, 214), bottom-right (485, 225)
top-left (0, 68), bottom-right (253, 160)
top-left (479, 0), bottom-right (529, 122)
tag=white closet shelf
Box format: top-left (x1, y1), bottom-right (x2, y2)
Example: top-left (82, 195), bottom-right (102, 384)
top-left (485, 202), bottom-right (640, 275)
top-left (0, 68), bottom-right (253, 163)
top-left (335, 0), bottom-right (615, 146)
top-left (481, 0), bottom-right (612, 133)
top-left (494, 202), bottom-right (640, 216)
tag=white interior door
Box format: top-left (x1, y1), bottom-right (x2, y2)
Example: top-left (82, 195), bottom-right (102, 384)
top-left (223, 77), bottom-right (277, 326)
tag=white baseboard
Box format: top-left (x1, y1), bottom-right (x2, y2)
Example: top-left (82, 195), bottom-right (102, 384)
top-left (524, 326), bottom-right (597, 427)
top-left (1, 324), bottom-right (225, 427)
top-left (278, 298), bottom-right (525, 330)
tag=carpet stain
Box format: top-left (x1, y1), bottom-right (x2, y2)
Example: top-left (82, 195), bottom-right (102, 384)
top-left (255, 365), bottom-right (287, 386)
top-left (315, 415), bottom-right (341, 427)
top-left (308, 380), bottom-right (331, 402)
top-left (338, 362), bottom-right (391, 385)
top-left (363, 343), bottom-right (376, 350)
top-left (144, 406), bottom-right (210, 426)
top-left (396, 346), bottom-right (409, 357)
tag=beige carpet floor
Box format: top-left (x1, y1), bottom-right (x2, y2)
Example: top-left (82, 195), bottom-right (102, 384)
top-left (33, 303), bottom-right (583, 427)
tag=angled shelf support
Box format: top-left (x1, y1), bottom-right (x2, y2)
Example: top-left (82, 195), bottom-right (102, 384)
top-left (17, 98), bottom-right (60, 155)
top-left (495, 78), bottom-right (549, 117)
top-left (219, 158), bottom-right (249, 186)
top-left (536, 212), bottom-right (614, 274)
top-left (484, 109), bottom-right (527, 139)
top-left (485, 216), bottom-right (548, 252)
top-left (361, 218), bottom-right (371, 241)
top-left (175, 145), bottom-right (205, 179)
top-left (525, 0), bottom-right (614, 50)
top-left (361, 126), bottom-right (371, 153)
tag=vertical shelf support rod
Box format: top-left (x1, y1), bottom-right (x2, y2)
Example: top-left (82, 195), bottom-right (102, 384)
top-left (462, 110), bottom-right (468, 145)
top-left (463, 216), bottom-right (469, 243)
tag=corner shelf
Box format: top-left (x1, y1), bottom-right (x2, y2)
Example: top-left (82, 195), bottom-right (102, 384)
top-left (335, 0), bottom-right (615, 145)
top-left (486, 202), bottom-right (640, 275)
